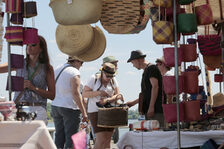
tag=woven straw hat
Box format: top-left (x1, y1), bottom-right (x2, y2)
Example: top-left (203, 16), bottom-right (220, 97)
top-left (49, 0), bottom-right (102, 25)
top-left (56, 24), bottom-right (94, 56)
top-left (213, 93), bottom-right (224, 107)
top-left (100, 62), bottom-right (116, 77)
top-left (75, 26), bottom-right (106, 62)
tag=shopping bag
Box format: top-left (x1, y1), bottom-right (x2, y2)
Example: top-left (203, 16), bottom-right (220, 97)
top-left (195, 3), bottom-right (213, 25)
top-left (71, 130), bottom-right (87, 149)
top-left (177, 13), bottom-right (198, 33)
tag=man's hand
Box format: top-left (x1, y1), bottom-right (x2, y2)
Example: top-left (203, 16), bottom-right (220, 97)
top-left (147, 107), bottom-right (154, 118)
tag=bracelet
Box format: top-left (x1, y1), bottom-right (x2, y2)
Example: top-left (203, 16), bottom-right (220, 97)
top-left (35, 87), bottom-right (39, 91)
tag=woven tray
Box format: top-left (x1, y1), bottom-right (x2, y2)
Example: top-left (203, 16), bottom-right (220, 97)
top-left (97, 106), bottom-right (128, 128)
top-left (100, 0), bottom-right (140, 34)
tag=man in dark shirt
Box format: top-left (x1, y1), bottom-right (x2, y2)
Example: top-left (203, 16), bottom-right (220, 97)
top-left (126, 50), bottom-right (164, 127)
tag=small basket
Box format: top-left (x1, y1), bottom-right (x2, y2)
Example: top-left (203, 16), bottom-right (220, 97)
top-left (98, 106), bottom-right (128, 128)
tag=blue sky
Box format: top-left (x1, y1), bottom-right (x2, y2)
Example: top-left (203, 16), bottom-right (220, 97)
top-left (0, 1), bottom-right (222, 109)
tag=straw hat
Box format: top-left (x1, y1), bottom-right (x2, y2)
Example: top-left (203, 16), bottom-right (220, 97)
top-left (100, 63), bottom-right (116, 77)
top-left (49, 0), bottom-right (102, 25)
top-left (56, 24), bottom-right (94, 56)
top-left (213, 93), bottom-right (224, 107)
top-left (75, 26), bottom-right (106, 62)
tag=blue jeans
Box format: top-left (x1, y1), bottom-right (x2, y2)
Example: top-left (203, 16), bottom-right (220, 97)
top-left (51, 105), bottom-right (81, 149)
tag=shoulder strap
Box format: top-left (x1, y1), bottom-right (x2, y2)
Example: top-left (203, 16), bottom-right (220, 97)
top-left (55, 64), bottom-right (73, 84)
top-left (14, 64), bottom-right (42, 104)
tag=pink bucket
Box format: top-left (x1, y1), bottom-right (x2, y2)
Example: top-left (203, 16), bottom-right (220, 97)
top-left (6, 76), bottom-right (24, 91)
top-left (163, 75), bottom-right (184, 95)
top-left (10, 54), bottom-right (24, 69)
top-left (23, 27), bottom-right (39, 44)
top-left (163, 47), bottom-right (182, 67)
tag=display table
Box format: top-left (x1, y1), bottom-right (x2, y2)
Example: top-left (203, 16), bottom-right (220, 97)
top-left (0, 121), bottom-right (56, 149)
top-left (117, 130), bottom-right (224, 149)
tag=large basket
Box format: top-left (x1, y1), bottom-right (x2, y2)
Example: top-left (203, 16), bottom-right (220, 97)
top-left (100, 0), bottom-right (140, 34)
top-left (97, 107), bottom-right (128, 128)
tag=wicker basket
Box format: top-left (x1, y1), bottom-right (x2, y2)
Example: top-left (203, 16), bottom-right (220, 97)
top-left (100, 0), bottom-right (140, 34)
top-left (97, 106), bottom-right (128, 128)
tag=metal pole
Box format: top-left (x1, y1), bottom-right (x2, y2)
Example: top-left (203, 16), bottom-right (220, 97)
top-left (221, 23), bottom-right (224, 93)
top-left (173, 0), bottom-right (181, 149)
top-left (7, 13), bottom-right (12, 101)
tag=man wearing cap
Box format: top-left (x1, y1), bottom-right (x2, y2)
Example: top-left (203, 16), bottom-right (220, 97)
top-left (126, 50), bottom-right (164, 127)
top-left (103, 56), bottom-right (118, 70)
top-left (51, 56), bottom-right (87, 149)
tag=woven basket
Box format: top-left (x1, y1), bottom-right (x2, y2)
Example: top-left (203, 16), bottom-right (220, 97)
top-left (98, 106), bottom-right (128, 128)
top-left (100, 0), bottom-right (140, 34)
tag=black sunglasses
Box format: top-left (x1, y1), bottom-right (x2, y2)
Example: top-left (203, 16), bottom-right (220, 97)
top-left (31, 44), bottom-right (37, 47)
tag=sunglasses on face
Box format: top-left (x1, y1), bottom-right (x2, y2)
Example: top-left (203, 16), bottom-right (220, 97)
top-left (105, 75), bottom-right (113, 78)
top-left (28, 44), bottom-right (37, 47)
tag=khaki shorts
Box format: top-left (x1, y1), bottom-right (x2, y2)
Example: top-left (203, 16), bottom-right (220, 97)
top-left (88, 112), bottom-right (114, 134)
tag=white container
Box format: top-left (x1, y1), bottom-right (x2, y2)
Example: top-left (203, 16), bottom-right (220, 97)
top-left (133, 120), bottom-right (160, 131)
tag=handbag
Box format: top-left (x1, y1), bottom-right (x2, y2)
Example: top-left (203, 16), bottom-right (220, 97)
top-left (184, 100), bottom-right (200, 122)
top-left (182, 70), bottom-right (199, 94)
top-left (71, 129), bottom-right (87, 149)
top-left (162, 102), bottom-right (185, 123)
top-left (197, 34), bottom-right (222, 56)
top-left (203, 55), bottom-right (222, 69)
top-left (6, 76), bottom-right (24, 91)
top-left (4, 26), bottom-right (23, 43)
top-left (129, 0), bottom-right (151, 33)
top-left (97, 95), bottom-right (128, 128)
top-left (23, 27), bottom-right (39, 44)
top-left (100, 0), bottom-right (140, 34)
top-left (195, 0), bottom-right (213, 25)
top-left (10, 53), bottom-right (24, 69)
top-left (179, 0), bottom-right (195, 5)
top-left (177, 13), bottom-right (198, 33)
top-left (23, 1), bottom-right (37, 18)
top-left (163, 47), bottom-right (182, 67)
top-left (180, 43), bottom-right (197, 62)
top-left (153, 0), bottom-right (172, 8)
top-left (5, 0), bottom-right (23, 13)
top-left (163, 75), bottom-right (184, 95)
top-left (149, 0), bottom-right (159, 22)
top-left (214, 74), bottom-right (223, 82)
top-left (10, 13), bottom-right (23, 25)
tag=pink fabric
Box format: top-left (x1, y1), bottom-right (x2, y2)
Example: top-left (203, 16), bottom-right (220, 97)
top-left (72, 130), bottom-right (87, 149)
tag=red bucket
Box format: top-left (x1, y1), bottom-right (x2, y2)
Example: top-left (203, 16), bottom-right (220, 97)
top-left (10, 54), bottom-right (24, 69)
top-left (23, 27), bottom-right (39, 44)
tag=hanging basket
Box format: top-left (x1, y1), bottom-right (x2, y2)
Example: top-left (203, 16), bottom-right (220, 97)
top-left (163, 75), bottom-right (184, 95)
top-left (184, 100), bottom-right (201, 122)
top-left (182, 71), bottom-right (199, 94)
top-left (163, 47), bottom-right (182, 67)
top-left (5, 0), bottom-right (23, 13)
top-left (180, 44), bottom-right (197, 62)
top-left (23, 1), bottom-right (37, 18)
top-left (23, 27), bottom-right (39, 44)
top-left (10, 54), bottom-right (24, 69)
top-left (100, 0), bottom-right (140, 34)
top-left (6, 76), bottom-right (24, 91)
top-left (4, 26), bottom-right (23, 43)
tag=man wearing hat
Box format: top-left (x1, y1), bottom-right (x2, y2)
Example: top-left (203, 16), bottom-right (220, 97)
top-left (51, 56), bottom-right (87, 149)
top-left (126, 50), bottom-right (164, 127)
top-left (155, 56), bottom-right (172, 76)
top-left (103, 56), bottom-right (118, 70)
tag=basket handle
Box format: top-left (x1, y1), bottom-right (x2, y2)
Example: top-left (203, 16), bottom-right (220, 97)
top-left (115, 94), bottom-right (124, 103)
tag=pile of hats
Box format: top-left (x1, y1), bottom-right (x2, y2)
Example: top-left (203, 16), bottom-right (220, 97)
top-left (49, 0), bottom-right (106, 62)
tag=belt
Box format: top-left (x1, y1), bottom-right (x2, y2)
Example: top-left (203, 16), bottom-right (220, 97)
top-left (19, 102), bottom-right (42, 106)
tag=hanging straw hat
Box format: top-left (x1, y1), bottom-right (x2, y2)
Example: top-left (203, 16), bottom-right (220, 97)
top-left (75, 26), bottom-right (106, 62)
top-left (213, 93), bottom-right (224, 108)
top-left (49, 0), bottom-right (102, 25)
top-left (56, 24), bottom-right (94, 56)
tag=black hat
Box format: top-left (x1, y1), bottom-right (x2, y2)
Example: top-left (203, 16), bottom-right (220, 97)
top-left (127, 50), bottom-right (146, 63)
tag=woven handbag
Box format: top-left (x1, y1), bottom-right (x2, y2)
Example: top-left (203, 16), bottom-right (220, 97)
top-left (153, 0), bottom-right (172, 8)
top-left (10, 53), bottom-right (24, 69)
top-left (163, 75), bottom-right (184, 95)
top-left (182, 71), bottom-right (199, 94)
top-left (100, 0), bottom-right (140, 34)
top-left (198, 34), bottom-right (222, 56)
top-left (23, 1), bottom-right (37, 18)
top-left (6, 76), bottom-right (24, 91)
top-left (195, 0), bottom-right (213, 25)
top-left (184, 100), bottom-right (201, 122)
top-left (177, 13), bottom-right (198, 33)
top-left (10, 13), bottom-right (23, 25)
top-left (180, 43), bottom-right (197, 62)
top-left (149, 0), bottom-right (159, 22)
top-left (4, 26), bottom-right (23, 43)
top-left (130, 0), bottom-right (150, 33)
top-left (5, 0), bottom-right (22, 13)
top-left (214, 74), bottom-right (223, 82)
top-left (23, 27), bottom-right (39, 44)
top-left (203, 55), bottom-right (222, 69)
top-left (163, 47), bottom-right (182, 67)
top-left (194, 0), bottom-right (224, 24)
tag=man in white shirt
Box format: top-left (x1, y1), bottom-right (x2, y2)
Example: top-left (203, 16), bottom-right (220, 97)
top-left (51, 56), bottom-right (87, 149)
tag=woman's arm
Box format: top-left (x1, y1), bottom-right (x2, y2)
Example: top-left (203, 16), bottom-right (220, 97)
top-left (0, 62), bottom-right (16, 73)
top-left (26, 65), bottom-right (56, 100)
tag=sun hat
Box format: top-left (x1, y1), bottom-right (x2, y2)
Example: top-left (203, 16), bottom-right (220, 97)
top-left (213, 93), bottom-right (224, 108)
top-left (49, 0), bottom-right (102, 25)
top-left (127, 50), bottom-right (146, 63)
top-left (67, 56), bottom-right (83, 62)
top-left (75, 26), bottom-right (106, 62)
top-left (103, 56), bottom-right (118, 64)
top-left (100, 63), bottom-right (116, 77)
top-left (56, 24), bottom-right (94, 56)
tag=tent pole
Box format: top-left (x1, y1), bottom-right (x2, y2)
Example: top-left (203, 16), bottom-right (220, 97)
top-left (221, 23), bottom-right (224, 93)
top-left (7, 13), bottom-right (12, 101)
top-left (173, 0), bottom-right (181, 149)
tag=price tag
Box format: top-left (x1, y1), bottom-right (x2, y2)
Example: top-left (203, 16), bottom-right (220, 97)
top-left (67, 0), bottom-right (72, 4)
